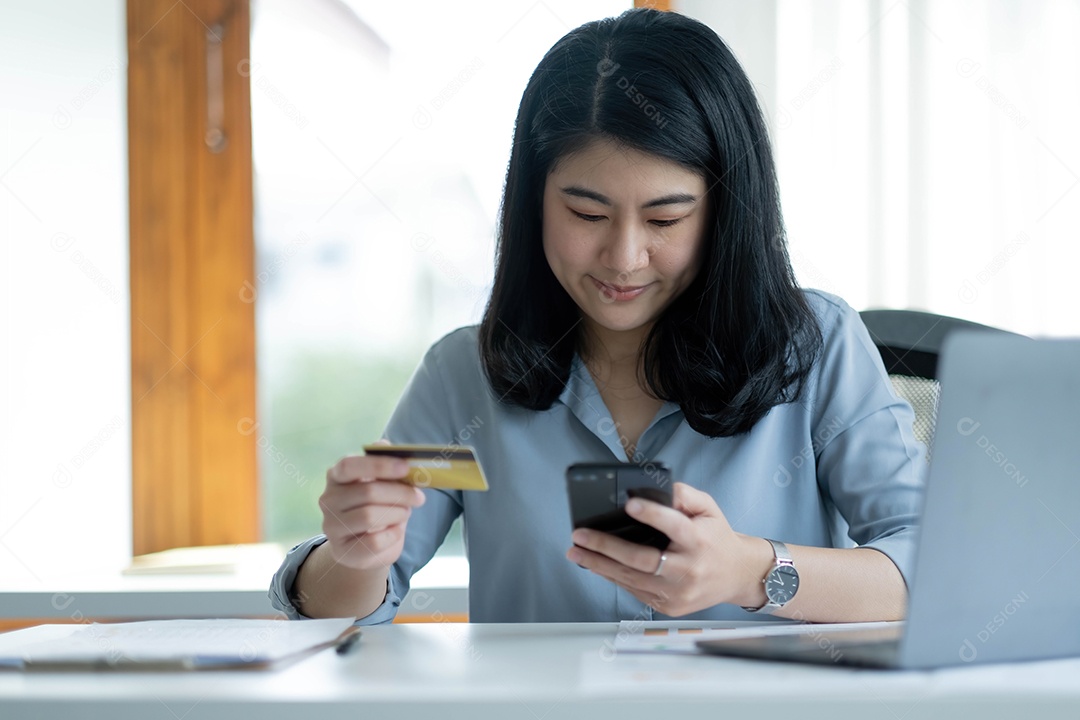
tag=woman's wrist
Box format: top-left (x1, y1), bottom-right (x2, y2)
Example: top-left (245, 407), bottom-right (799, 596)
top-left (294, 542), bottom-right (391, 620)
top-left (729, 534), bottom-right (774, 608)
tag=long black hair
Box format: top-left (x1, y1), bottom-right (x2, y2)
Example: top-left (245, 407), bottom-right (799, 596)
top-left (478, 8), bottom-right (822, 437)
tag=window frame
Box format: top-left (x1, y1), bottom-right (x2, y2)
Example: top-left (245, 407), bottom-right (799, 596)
top-left (127, 0), bottom-right (258, 555)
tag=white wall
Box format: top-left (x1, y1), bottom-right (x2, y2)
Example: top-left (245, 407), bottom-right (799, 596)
top-left (0, 1), bottom-right (130, 586)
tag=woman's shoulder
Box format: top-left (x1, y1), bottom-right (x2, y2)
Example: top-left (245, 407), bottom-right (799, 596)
top-left (419, 325), bottom-right (483, 380)
top-left (800, 288), bottom-right (862, 341)
top-left (426, 324), bottom-right (480, 356)
top-left (798, 289), bottom-right (891, 399)
top-left (797, 288), bottom-right (885, 383)
top-left (801, 288), bottom-right (853, 324)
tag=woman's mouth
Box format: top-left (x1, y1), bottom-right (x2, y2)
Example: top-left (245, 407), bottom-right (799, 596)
top-left (590, 276), bottom-right (654, 301)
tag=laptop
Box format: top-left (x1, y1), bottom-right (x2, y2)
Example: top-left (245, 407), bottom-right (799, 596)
top-left (698, 332), bottom-right (1080, 669)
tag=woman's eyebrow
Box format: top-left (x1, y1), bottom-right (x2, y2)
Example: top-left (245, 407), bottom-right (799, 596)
top-left (642, 192), bottom-right (698, 209)
top-left (560, 185), bottom-right (698, 209)
top-left (561, 186), bottom-right (612, 205)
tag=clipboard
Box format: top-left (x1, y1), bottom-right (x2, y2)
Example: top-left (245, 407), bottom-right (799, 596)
top-left (0, 618), bottom-right (358, 671)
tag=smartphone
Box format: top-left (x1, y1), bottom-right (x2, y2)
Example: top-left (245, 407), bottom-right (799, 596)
top-left (566, 462), bottom-right (674, 550)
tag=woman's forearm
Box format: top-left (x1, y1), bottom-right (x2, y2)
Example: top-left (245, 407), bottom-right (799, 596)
top-left (292, 542), bottom-right (391, 620)
top-left (735, 536), bottom-right (907, 622)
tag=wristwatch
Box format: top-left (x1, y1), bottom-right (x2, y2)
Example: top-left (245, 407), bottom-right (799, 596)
top-left (742, 539), bottom-right (799, 615)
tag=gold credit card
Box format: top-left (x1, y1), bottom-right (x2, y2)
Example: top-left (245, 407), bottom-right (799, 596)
top-left (362, 444), bottom-right (489, 491)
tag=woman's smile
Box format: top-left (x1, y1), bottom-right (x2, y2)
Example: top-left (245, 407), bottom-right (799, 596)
top-left (590, 276), bottom-right (655, 301)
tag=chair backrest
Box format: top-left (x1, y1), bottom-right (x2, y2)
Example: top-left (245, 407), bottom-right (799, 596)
top-left (858, 309), bottom-right (1016, 458)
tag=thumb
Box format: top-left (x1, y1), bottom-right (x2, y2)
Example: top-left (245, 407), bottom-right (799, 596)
top-left (673, 482), bottom-right (721, 518)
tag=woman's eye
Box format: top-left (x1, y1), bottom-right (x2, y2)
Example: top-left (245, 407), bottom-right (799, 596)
top-left (650, 218), bottom-right (682, 227)
top-left (572, 211), bottom-right (606, 222)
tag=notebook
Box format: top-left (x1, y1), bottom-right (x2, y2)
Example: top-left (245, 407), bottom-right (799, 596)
top-left (698, 332), bottom-right (1080, 669)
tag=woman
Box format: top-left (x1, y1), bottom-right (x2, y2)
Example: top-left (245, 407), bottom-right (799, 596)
top-left (270, 8), bottom-right (924, 624)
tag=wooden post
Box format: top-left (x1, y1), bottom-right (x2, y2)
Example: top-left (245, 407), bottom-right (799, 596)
top-left (127, 0), bottom-right (258, 554)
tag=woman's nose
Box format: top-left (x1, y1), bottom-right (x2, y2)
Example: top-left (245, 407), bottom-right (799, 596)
top-left (600, 221), bottom-right (652, 276)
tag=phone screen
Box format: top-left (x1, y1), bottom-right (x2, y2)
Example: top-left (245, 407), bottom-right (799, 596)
top-left (566, 462), bottom-right (673, 550)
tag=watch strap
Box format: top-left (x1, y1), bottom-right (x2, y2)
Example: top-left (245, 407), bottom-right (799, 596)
top-left (769, 538), bottom-right (793, 566)
top-left (741, 539), bottom-right (793, 615)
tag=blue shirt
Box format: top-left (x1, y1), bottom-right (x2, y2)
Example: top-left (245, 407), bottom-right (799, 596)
top-left (269, 290), bottom-right (926, 623)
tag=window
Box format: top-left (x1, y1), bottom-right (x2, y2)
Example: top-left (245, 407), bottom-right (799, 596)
top-left (251, 1), bottom-right (632, 551)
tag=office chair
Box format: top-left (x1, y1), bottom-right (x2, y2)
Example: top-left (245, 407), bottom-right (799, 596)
top-left (858, 309), bottom-right (1015, 459)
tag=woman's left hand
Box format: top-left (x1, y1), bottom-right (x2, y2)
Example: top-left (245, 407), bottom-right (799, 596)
top-left (565, 482), bottom-right (768, 616)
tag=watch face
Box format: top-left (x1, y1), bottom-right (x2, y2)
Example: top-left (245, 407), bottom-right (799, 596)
top-left (765, 565), bottom-right (799, 605)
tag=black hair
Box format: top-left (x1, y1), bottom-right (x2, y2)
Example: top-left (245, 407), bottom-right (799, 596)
top-left (478, 8), bottom-right (822, 437)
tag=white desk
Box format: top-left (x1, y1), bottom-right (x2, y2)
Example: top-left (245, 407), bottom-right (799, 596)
top-left (2, 622), bottom-right (1079, 719)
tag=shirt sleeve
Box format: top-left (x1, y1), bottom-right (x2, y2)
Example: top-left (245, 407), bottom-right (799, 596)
top-left (268, 535), bottom-right (329, 620)
top-left (808, 295), bottom-right (927, 588)
top-left (268, 334), bottom-right (466, 623)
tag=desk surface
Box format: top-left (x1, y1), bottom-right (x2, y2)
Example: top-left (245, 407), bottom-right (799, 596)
top-left (2, 622), bottom-right (1079, 720)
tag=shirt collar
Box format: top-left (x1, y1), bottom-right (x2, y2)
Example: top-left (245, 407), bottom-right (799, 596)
top-left (556, 354), bottom-right (683, 460)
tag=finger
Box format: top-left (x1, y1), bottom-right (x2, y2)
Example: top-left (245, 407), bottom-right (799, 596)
top-left (328, 522), bottom-right (406, 566)
top-left (327, 454), bottom-right (410, 484)
top-left (671, 482), bottom-right (720, 517)
top-left (570, 528), bottom-right (666, 574)
top-left (584, 565), bottom-right (673, 616)
top-left (326, 515), bottom-right (406, 548)
top-left (622, 496), bottom-right (696, 548)
top-left (571, 552), bottom-right (679, 616)
top-left (327, 502), bottom-right (413, 535)
top-left (567, 544), bottom-right (663, 593)
top-left (356, 522), bottom-right (407, 555)
top-left (325, 479), bottom-right (425, 514)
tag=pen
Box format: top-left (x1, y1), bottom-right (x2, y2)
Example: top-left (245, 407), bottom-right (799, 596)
top-left (335, 628), bottom-right (362, 656)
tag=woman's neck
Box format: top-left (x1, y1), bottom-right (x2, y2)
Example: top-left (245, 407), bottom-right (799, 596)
top-left (580, 320), bottom-right (651, 389)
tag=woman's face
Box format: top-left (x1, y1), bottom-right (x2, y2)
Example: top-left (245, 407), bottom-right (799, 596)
top-left (542, 138), bottom-right (708, 344)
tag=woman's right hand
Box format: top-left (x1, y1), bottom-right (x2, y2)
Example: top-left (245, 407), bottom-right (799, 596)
top-left (319, 450), bottom-right (426, 571)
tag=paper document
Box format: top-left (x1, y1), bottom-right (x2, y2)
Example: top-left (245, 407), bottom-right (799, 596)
top-left (613, 619), bottom-right (904, 654)
top-left (0, 617), bottom-right (356, 670)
